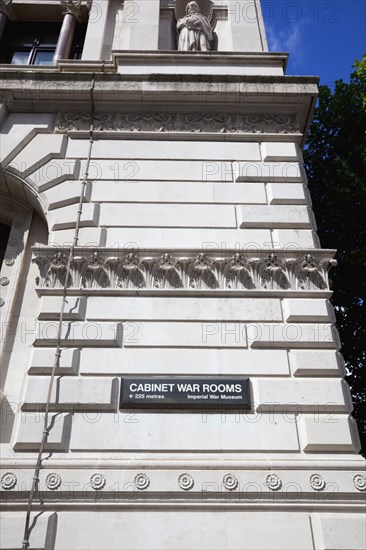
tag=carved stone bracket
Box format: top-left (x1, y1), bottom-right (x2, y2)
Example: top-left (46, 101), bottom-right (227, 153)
top-left (55, 111), bottom-right (301, 135)
top-left (33, 248), bottom-right (336, 294)
top-left (60, 0), bottom-right (91, 21)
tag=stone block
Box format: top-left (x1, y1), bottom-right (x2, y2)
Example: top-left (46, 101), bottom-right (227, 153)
top-left (23, 377), bottom-right (119, 411)
top-left (28, 348), bottom-right (80, 375)
top-left (272, 229), bottom-right (320, 248)
top-left (235, 162), bottom-right (303, 182)
top-left (82, 0), bottom-right (110, 58)
top-left (70, 412), bottom-right (299, 451)
top-left (99, 204), bottom-right (236, 228)
top-left (29, 159), bottom-right (80, 192)
top-left (311, 514), bottom-right (366, 550)
top-left (67, 139), bottom-right (261, 161)
top-left (255, 379), bottom-right (349, 413)
top-left (283, 299), bottom-right (334, 322)
top-left (121, 321), bottom-right (247, 348)
top-left (106, 228), bottom-right (272, 249)
top-left (0, 512), bottom-right (56, 549)
top-left (14, 413), bottom-right (72, 451)
top-left (33, 322), bottom-right (123, 347)
top-left (86, 297), bottom-right (283, 322)
top-left (9, 134), bottom-right (67, 177)
top-left (267, 183), bottom-right (310, 205)
top-left (91, 181), bottom-right (267, 205)
top-left (0, 113), bottom-right (53, 165)
top-left (261, 142), bottom-right (300, 161)
top-left (44, 180), bottom-right (92, 210)
top-left (239, 205), bottom-right (315, 228)
top-left (50, 203), bottom-right (100, 230)
top-left (39, 297), bottom-right (87, 321)
top-left (49, 227), bottom-right (104, 247)
top-left (289, 350), bottom-right (345, 377)
top-left (51, 511), bottom-right (313, 549)
top-left (299, 414), bottom-right (360, 452)
top-left (247, 323), bottom-right (340, 349)
top-left (79, 159), bottom-right (234, 182)
top-left (80, 348), bottom-right (290, 376)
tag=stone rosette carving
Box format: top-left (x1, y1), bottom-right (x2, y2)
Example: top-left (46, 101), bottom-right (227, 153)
top-left (1, 472), bottom-right (17, 490)
top-left (90, 473), bottom-right (106, 490)
top-left (265, 473), bottom-right (282, 491)
top-left (353, 474), bottom-right (366, 492)
top-left (4, 258), bottom-right (15, 267)
top-left (134, 473), bottom-right (150, 491)
top-left (46, 473), bottom-right (62, 491)
top-left (178, 473), bottom-right (194, 491)
top-left (33, 248), bottom-right (336, 294)
top-left (0, 298), bottom-right (4, 307)
top-left (222, 473), bottom-right (238, 491)
top-left (309, 474), bottom-right (326, 491)
top-left (0, 277), bottom-right (9, 286)
top-left (56, 111), bottom-right (300, 135)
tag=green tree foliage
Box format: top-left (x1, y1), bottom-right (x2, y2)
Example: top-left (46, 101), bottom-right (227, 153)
top-left (304, 55), bottom-right (366, 456)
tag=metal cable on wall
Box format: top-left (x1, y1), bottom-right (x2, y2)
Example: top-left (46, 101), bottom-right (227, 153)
top-left (21, 73), bottom-right (96, 550)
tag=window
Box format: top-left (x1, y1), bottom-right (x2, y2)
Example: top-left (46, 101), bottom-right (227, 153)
top-left (0, 21), bottom-right (87, 65)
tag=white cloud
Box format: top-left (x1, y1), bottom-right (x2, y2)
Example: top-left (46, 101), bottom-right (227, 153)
top-left (266, 22), bottom-right (305, 68)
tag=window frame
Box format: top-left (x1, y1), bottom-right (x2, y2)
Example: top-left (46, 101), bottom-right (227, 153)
top-left (1, 20), bottom-right (87, 65)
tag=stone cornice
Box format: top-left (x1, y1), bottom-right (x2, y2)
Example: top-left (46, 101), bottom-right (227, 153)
top-left (0, 68), bottom-right (318, 145)
top-left (32, 248), bottom-right (336, 295)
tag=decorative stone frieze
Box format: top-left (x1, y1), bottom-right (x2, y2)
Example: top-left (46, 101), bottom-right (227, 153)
top-left (33, 248), bottom-right (336, 293)
top-left (178, 473), bottom-right (194, 491)
top-left (222, 473), bottom-right (239, 491)
top-left (309, 473), bottom-right (326, 491)
top-left (46, 473), bottom-right (62, 490)
top-left (1, 472), bottom-right (17, 490)
top-left (55, 111), bottom-right (300, 135)
top-left (134, 473), bottom-right (150, 490)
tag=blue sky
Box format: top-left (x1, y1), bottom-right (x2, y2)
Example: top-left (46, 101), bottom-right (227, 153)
top-left (262, 0), bottom-right (366, 85)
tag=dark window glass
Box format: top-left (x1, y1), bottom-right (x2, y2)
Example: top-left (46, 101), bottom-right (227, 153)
top-left (0, 222), bottom-right (11, 272)
top-left (34, 50), bottom-right (55, 65)
top-left (0, 21), bottom-right (87, 65)
top-left (72, 23), bottom-right (87, 59)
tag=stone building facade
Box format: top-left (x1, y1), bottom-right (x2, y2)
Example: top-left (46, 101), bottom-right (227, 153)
top-left (0, 1), bottom-right (365, 548)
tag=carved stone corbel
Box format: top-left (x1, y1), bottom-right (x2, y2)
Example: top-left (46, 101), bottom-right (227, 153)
top-left (60, 0), bottom-right (91, 22)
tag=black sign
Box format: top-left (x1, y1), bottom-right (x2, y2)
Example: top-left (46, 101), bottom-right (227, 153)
top-left (120, 377), bottom-right (250, 410)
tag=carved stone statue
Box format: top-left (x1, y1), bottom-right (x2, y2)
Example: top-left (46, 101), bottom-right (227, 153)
top-left (177, 1), bottom-right (213, 51)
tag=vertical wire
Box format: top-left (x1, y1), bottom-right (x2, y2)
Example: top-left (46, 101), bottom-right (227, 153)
top-left (21, 74), bottom-right (96, 550)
